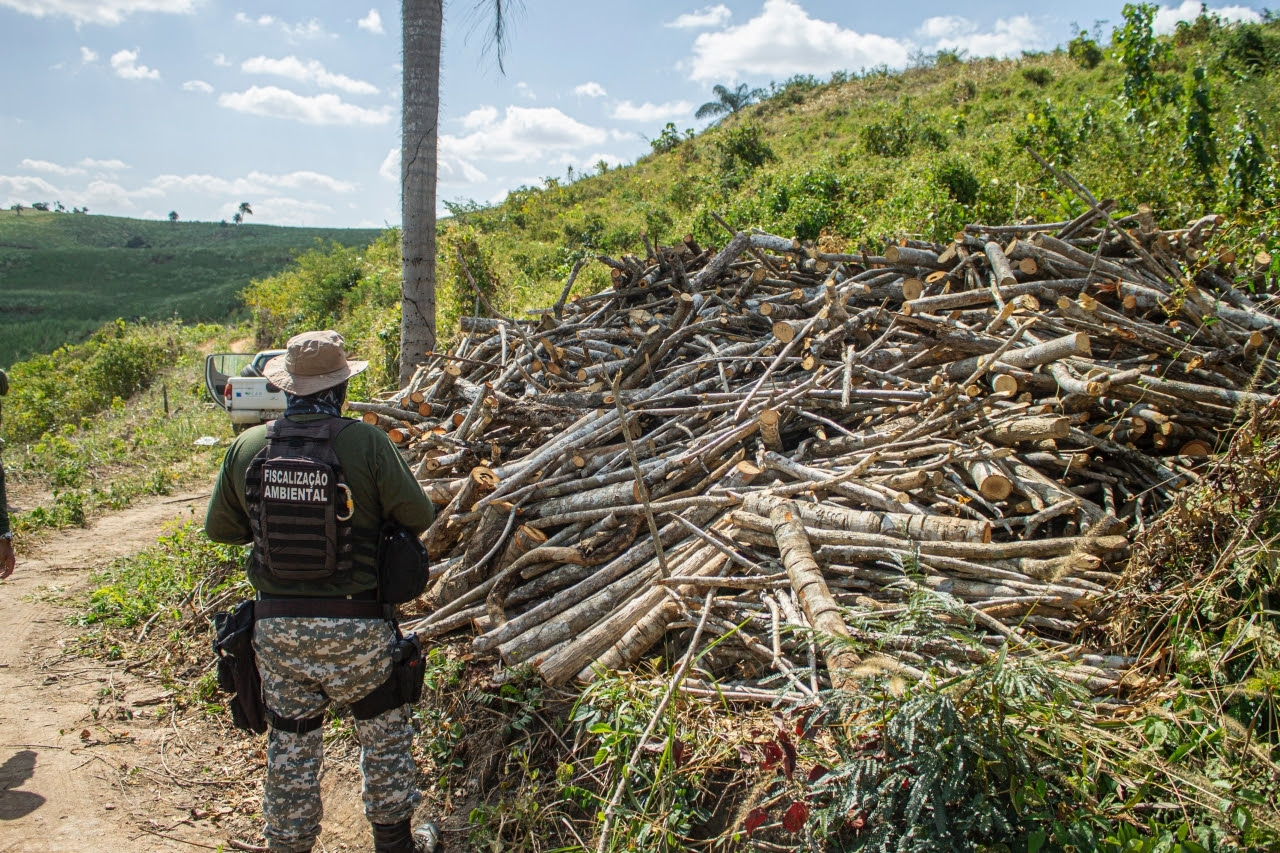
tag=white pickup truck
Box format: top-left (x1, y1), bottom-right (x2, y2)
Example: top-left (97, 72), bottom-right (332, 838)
top-left (204, 350), bottom-right (287, 432)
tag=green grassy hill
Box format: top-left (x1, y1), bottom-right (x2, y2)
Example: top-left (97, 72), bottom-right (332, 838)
top-left (0, 209), bottom-right (381, 366)
top-left (420, 12), bottom-right (1278, 344)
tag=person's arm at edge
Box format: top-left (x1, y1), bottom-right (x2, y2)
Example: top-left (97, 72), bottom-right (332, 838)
top-left (373, 431), bottom-right (434, 535)
top-left (205, 440), bottom-right (253, 545)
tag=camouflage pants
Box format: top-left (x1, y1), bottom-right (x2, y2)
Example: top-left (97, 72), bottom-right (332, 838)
top-left (253, 616), bottom-right (421, 853)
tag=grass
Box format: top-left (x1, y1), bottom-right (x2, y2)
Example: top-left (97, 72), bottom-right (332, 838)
top-left (0, 209), bottom-right (381, 366)
top-left (1, 320), bottom-right (247, 547)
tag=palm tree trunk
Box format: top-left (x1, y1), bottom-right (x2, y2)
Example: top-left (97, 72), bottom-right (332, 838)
top-left (400, 0), bottom-right (443, 385)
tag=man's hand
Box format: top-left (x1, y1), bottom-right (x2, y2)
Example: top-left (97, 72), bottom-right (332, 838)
top-left (0, 538), bottom-right (14, 579)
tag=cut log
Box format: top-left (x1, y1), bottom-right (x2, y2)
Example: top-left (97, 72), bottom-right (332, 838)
top-left (769, 502), bottom-right (864, 688)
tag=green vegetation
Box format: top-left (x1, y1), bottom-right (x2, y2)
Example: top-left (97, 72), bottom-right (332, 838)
top-left (1, 319), bottom-right (244, 541)
top-left (7, 8), bottom-right (1279, 851)
top-left (80, 521), bottom-right (247, 630)
top-left (0, 209), bottom-right (380, 365)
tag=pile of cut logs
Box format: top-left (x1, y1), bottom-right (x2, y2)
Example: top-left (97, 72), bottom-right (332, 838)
top-left (354, 204), bottom-right (1277, 698)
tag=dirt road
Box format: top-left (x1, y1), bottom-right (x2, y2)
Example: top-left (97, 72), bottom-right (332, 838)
top-left (0, 493), bottom-right (379, 852)
top-left (0, 492), bottom-right (218, 851)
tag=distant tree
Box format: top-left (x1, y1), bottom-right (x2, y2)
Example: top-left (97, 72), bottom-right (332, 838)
top-left (168, 210), bottom-right (179, 222)
top-left (238, 202), bottom-right (253, 220)
top-left (232, 212), bottom-right (243, 225)
top-left (695, 83), bottom-right (766, 122)
top-left (9, 203), bottom-right (22, 215)
top-left (219, 219), bottom-right (228, 227)
top-left (54, 200), bottom-right (65, 212)
top-left (82, 206), bottom-right (89, 214)
top-left (31, 202), bottom-right (49, 212)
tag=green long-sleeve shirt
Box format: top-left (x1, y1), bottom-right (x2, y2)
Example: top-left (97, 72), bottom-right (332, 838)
top-left (205, 414), bottom-right (434, 596)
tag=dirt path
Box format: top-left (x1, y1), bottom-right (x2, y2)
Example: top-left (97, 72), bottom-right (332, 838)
top-left (0, 492), bottom-right (216, 852)
top-left (0, 494), bottom-right (426, 853)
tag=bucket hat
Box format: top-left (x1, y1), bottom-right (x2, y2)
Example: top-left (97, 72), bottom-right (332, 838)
top-left (262, 330), bottom-right (368, 396)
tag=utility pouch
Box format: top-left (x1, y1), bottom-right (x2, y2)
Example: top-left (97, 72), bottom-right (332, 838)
top-left (391, 633), bottom-right (426, 705)
top-left (377, 522), bottom-right (431, 604)
top-left (212, 599), bottom-right (268, 735)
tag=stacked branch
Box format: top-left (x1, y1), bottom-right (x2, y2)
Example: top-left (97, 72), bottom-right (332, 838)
top-left (363, 210), bottom-right (1276, 697)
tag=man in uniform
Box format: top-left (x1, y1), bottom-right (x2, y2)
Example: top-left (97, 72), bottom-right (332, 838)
top-left (0, 369), bottom-right (14, 579)
top-left (205, 331), bottom-right (438, 853)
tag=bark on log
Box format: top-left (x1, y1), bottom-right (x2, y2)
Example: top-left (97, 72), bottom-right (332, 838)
top-left (769, 502), bottom-right (864, 688)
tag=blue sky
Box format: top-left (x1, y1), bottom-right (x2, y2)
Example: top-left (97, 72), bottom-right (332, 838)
top-left (0, 0), bottom-right (1266, 228)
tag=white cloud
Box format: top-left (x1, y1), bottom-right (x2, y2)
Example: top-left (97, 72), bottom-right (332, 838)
top-left (80, 46), bottom-right (97, 63)
top-left (1153, 1), bottom-right (1262, 34)
top-left (515, 81), bottom-right (536, 100)
top-left (79, 158), bottom-right (128, 170)
top-left (612, 99), bottom-right (694, 122)
top-left (110, 48), bottom-right (159, 80)
top-left (82, 178), bottom-right (163, 209)
top-left (439, 106), bottom-right (609, 184)
top-left (241, 56), bottom-right (379, 95)
top-left (244, 196), bottom-right (337, 227)
top-left (282, 19), bottom-right (329, 41)
top-left (234, 12), bottom-right (331, 42)
top-left (462, 105), bottom-right (498, 129)
top-left (248, 170), bottom-right (356, 193)
top-left (217, 86), bottom-right (392, 125)
top-left (358, 9), bottom-right (384, 34)
top-left (688, 0), bottom-right (909, 82)
top-left (19, 158), bottom-right (84, 176)
top-left (0, 0), bottom-right (198, 26)
top-left (438, 158), bottom-right (488, 185)
top-left (148, 170), bottom-right (355, 202)
top-left (0, 174), bottom-right (60, 206)
top-left (379, 148), bottom-right (399, 181)
top-left (213, 53), bottom-right (231, 67)
top-left (917, 15), bottom-right (1050, 59)
top-left (234, 12), bottom-right (275, 26)
top-left (666, 4), bottom-right (732, 29)
top-left (574, 81), bottom-right (607, 97)
top-left (183, 79), bottom-right (214, 93)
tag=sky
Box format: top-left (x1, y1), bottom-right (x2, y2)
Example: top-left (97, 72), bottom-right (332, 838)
top-left (0, 0), bottom-right (1268, 229)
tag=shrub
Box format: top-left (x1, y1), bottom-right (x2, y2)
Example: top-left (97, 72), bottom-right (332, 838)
top-left (1, 319), bottom-right (184, 444)
top-left (1217, 22), bottom-right (1280, 74)
top-left (649, 122), bottom-right (689, 155)
top-left (934, 159), bottom-right (981, 206)
top-left (714, 125), bottom-right (777, 190)
top-left (1022, 67), bottom-right (1054, 87)
top-left (1068, 30), bottom-right (1104, 68)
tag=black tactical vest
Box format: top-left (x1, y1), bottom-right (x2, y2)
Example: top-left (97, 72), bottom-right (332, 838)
top-left (245, 417), bottom-right (356, 584)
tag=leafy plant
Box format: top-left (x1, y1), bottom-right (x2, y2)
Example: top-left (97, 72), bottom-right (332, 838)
top-left (1182, 66), bottom-right (1218, 200)
top-left (1113, 3), bottom-right (1171, 124)
top-left (1069, 29), bottom-right (1105, 68)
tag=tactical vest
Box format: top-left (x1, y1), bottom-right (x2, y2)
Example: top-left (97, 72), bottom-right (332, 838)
top-left (245, 417), bottom-right (356, 584)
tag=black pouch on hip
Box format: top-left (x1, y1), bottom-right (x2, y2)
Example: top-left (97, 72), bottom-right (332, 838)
top-left (391, 633), bottom-right (426, 705)
top-left (377, 522), bottom-right (431, 604)
top-left (212, 599), bottom-right (268, 735)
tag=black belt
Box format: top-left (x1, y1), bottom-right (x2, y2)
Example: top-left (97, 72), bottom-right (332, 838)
top-left (255, 595), bottom-right (387, 620)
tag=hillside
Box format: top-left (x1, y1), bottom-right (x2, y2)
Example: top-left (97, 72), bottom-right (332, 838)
top-left (0, 209), bottom-right (381, 366)
top-left (419, 12), bottom-right (1278, 352)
